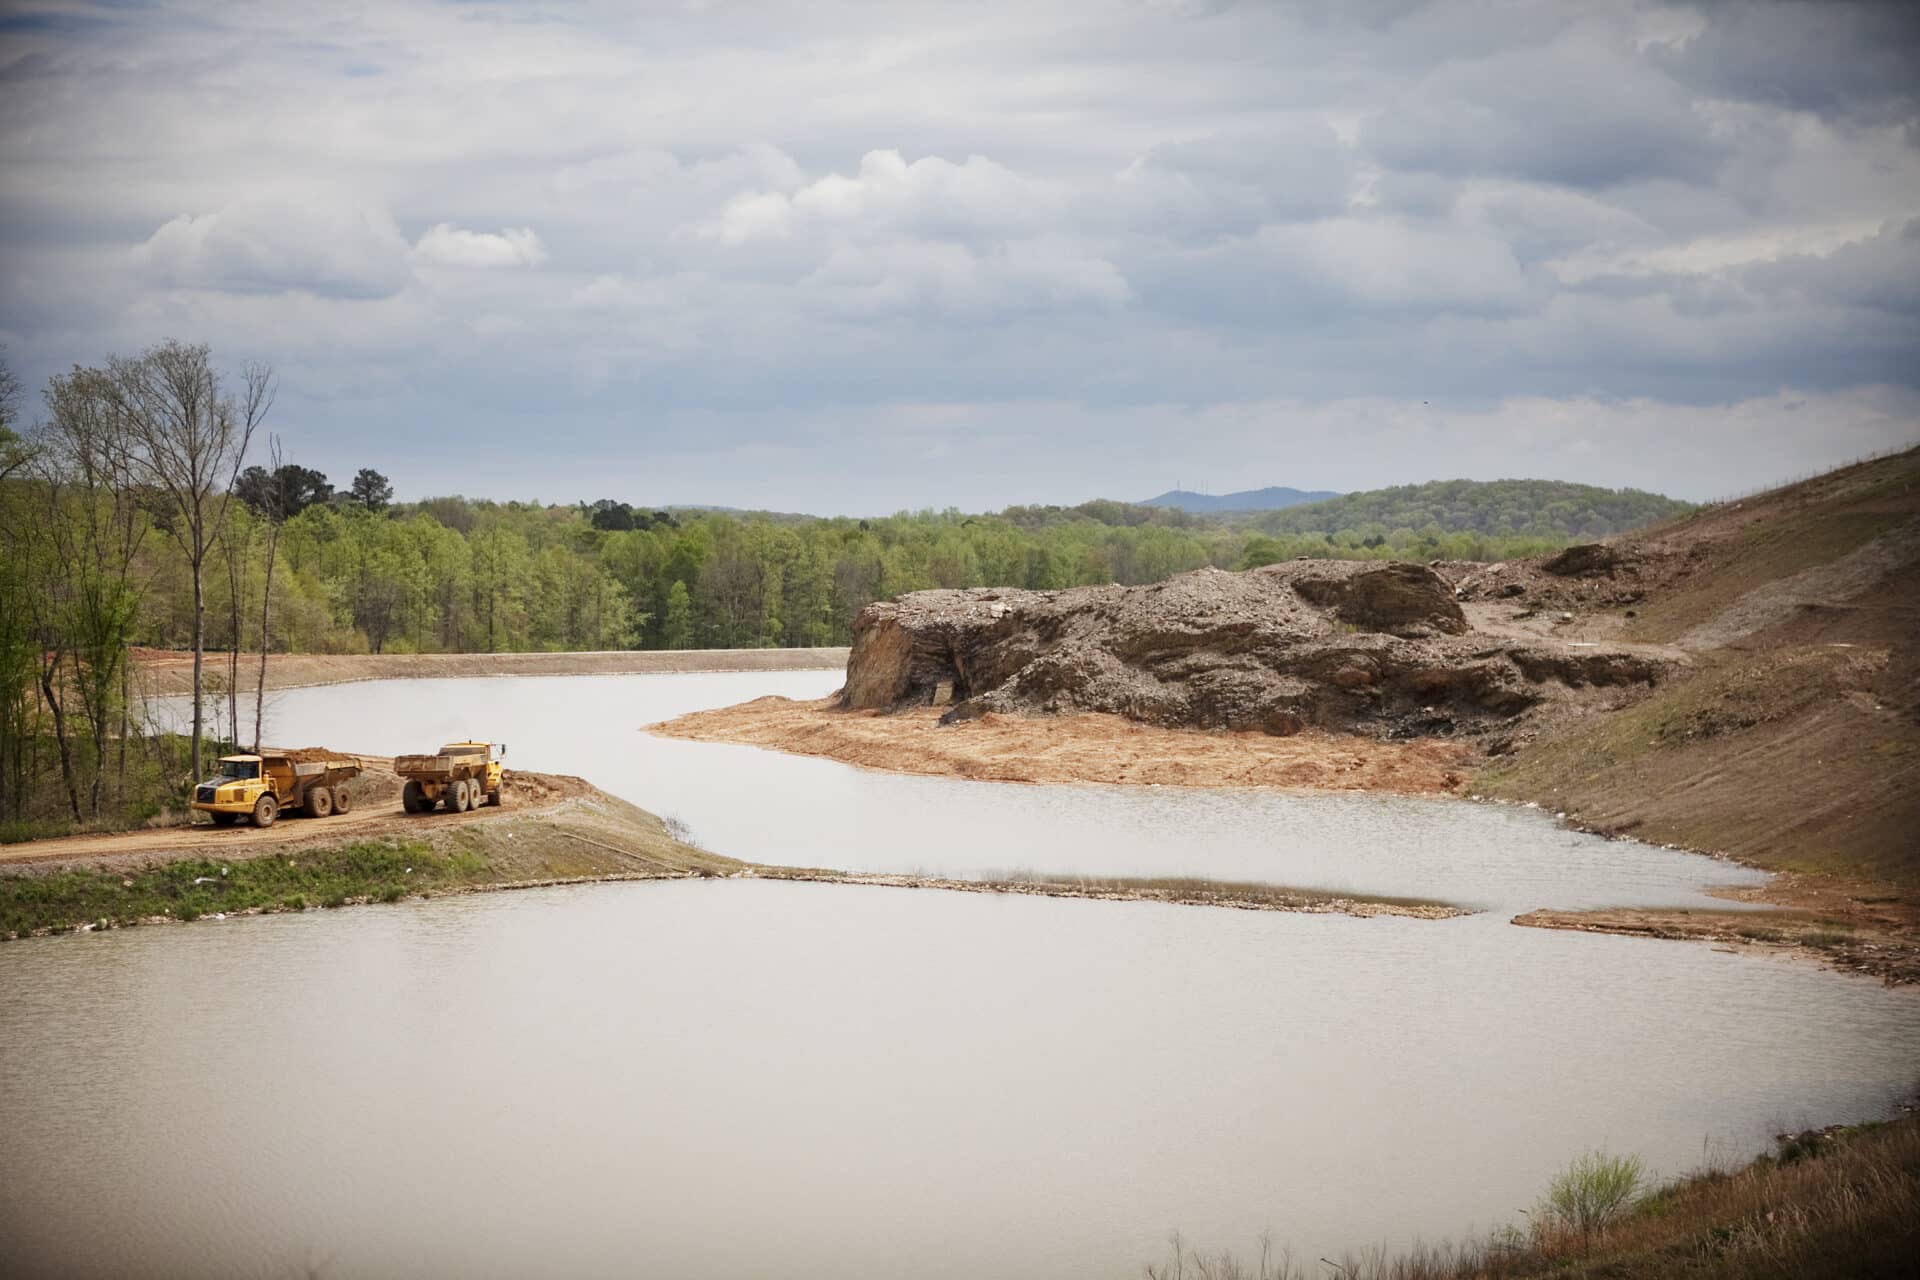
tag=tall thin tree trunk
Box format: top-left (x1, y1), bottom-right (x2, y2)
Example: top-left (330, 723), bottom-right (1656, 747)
top-left (118, 654), bottom-right (129, 792)
top-left (254, 524), bottom-right (277, 753)
top-left (191, 562), bottom-right (204, 780)
top-left (38, 655), bottom-right (82, 822)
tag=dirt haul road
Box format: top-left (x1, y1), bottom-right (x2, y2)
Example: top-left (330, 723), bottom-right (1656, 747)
top-left (134, 646), bottom-right (849, 697)
top-left (0, 763), bottom-right (588, 868)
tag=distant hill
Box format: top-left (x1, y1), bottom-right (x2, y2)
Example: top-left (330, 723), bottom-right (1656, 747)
top-left (1139, 486), bottom-right (1342, 514)
top-left (1242, 479), bottom-right (1691, 540)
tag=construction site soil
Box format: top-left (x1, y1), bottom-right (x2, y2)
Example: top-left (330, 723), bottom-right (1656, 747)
top-left (656, 447), bottom-right (1920, 982)
top-left (133, 645), bottom-right (849, 696)
top-left (655, 697), bottom-right (1471, 791)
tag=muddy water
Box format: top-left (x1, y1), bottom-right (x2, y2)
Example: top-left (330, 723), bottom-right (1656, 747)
top-left (238, 671), bottom-right (1763, 912)
top-left (5, 672), bottom-right (1916, 1278)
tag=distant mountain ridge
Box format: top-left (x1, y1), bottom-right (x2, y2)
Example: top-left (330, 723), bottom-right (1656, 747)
top-left (1140, 485), bottom-right (1342, 513)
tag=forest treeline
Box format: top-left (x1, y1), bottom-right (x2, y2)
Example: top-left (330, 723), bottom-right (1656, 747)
top-left (0, 340), bottom-right (1686, 829)
top-left (1239, 478), bottom-right (1688, 538)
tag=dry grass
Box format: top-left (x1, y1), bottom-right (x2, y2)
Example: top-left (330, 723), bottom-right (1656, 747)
top-left (1145, 1112), bottom-right (1920, 1279)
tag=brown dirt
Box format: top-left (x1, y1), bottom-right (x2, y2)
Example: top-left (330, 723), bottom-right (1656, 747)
top-left (0, 760), bottom-right (593, 868)
top-left (1515, 870), bottom-right (1920, 987)
top-left (650, 695), bottom-right (1474, 792)
top-left (743, 866), bottom-right (1463, 919)
top-left (133, 645), bottom-right (849, 696)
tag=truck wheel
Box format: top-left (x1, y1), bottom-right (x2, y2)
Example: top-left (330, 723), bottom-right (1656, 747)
top-left (456, 779), bottom-right (474, 812)
top-left (444, 778), bottom-right (467, 813)
top-left (309, 786), bottom-right (334, 818)
top-left (333, 786), bottom-right (353, 815)
top-left (211, 812), bottom-right (239, 827)
top-left (403, 780), bottom-right (427, 813)
top-left (488, 788), bottom-right (503, 808)
top-left (252, 794), bottom-right (279, 828)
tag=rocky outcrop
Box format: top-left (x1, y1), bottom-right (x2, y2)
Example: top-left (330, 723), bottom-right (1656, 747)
top-left (843, 560), bottom-right (1667, 739)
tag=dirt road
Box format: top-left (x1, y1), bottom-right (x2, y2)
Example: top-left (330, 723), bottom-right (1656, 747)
top-left (0, 765), bottom-right (587, 868)
top-left (135, 646), bottom-right (848, 697)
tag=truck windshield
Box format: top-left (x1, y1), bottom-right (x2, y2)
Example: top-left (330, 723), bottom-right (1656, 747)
top-left (218, 760), bottom-right (260, 780)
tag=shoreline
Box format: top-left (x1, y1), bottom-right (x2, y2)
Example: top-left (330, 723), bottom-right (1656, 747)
top-left (132, 645), bottom-right (849, 696)
top-left (649, 695), bottom-right (1474, 793)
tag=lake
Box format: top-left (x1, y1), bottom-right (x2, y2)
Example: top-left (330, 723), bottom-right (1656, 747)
top-left (3, 670), bottom-right (1916, 1277)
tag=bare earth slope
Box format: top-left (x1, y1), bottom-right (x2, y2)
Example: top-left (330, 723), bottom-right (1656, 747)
top-left (1469, 446), bottom-right (1920, 888)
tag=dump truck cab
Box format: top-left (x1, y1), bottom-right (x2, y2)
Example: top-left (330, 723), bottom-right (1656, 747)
top-left (193, 755), bottom-right (273, 816)
top-left (191, 752), bottom-right (362, 828)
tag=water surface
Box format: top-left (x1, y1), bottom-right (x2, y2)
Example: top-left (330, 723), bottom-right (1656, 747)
top-left (9, 670), bottom-right (1911, 1277)
top-left (238, 672), bottom-right (1767, 914)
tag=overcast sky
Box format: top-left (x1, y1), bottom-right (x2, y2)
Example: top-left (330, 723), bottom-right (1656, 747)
top-left (2, 0), bottom-right (1918, 511)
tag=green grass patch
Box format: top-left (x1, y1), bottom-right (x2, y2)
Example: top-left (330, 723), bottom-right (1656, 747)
top-left (0, 838), bottom-right (494, 938)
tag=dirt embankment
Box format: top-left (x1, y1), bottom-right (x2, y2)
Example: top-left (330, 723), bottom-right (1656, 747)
top-left (653, 448), bottom-right (1920, 982)
top-left (837, 558), bottom-right (1668, 741)
top-left (652, 558), bottom-right (1661, 797)
top-left (655, 696), bottom-right (1471, 792)
top-left (134, 645), bottom-right (849, 696)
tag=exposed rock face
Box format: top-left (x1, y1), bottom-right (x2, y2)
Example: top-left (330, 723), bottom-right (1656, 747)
top-left (843, 560), bottom-right (1665, 739)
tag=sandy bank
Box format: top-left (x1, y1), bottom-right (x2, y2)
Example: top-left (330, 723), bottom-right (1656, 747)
top-left (648, 695), bottom-right (1473, 792)
top-left (1514, 871), bottom-right (1920, 987)
top-left (745, 866), bottom-right (1462, 918)
top-left (134, 645), bottom-right (848, 696)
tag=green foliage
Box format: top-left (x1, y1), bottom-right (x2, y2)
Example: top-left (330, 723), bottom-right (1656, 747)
top-left (0, 837), bottom-right (490, 937)
top-left (1542, 1149), bottom-right (1646, 1240)
top-left (1239, 479), bottom-right (1691, 542)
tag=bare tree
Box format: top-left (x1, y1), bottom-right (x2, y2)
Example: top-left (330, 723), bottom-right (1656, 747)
top-left (38, 365), bottom-right (149, 815)
top-left (0, 346), bottom-right (27, 482)
top-left (105, 341), bottom-right (272, 780)
top-left (252, 437), bottom-right (288, 752)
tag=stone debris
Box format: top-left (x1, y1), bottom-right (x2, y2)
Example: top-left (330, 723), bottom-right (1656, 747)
top-left (842, 559), bottom-right (1671, 740)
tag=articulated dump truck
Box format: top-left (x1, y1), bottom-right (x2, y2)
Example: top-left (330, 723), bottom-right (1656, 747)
top-left (191, 752), bottom-right (364, 828)
top-left (395, 742), bottom-right (506, 814)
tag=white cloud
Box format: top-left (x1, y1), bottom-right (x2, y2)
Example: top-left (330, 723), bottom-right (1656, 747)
top-left (4, 0), bottom-right (1917, 505)
top-left (706, 150), bottom-right (1064, 245)
top-left (412, 224), bottom-right (549, 268)
top-left (131, 194), bottom-right (412, 299)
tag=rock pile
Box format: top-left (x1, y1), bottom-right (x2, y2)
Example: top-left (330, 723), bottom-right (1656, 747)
top-left (843, 560), bottom-right (1666, 739)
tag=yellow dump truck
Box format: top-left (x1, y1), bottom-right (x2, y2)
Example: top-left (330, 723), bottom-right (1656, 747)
top-left (191, 752), bottom-right (364, 828)
top-left (395, 741), bottom-right (506, 813)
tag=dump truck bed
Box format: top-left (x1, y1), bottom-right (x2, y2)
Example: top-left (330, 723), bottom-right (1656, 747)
top-left (393, 751), bottom-right (490, 780)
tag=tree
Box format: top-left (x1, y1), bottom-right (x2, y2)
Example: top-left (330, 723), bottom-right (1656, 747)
top-left (350, 467), bottom-right (393, 512)
top-left (105, 340), bottom-right (271, 781)
top-left (662, 580), bottom-right (693, 649)
top-left (235, 463), bottom-right (331, 518)
top-left (588, 499), bottom-right (635, 532)
top-left (251, 440), bottom-right (293, 751)
top-left (39, 365), bottom-right (149, 814)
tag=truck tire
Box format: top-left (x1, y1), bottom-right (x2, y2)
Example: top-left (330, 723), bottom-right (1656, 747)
top-left (445, 778), bottom-right (469, 813)
top-left (252, 794), bottom-right (279, 828)
top-left (488, 787), bottom-right (503, 807)
top-left (211, 812), bottom-right (239, 827)
top-left (333, 786), bottom-right (353, 815)
top-left (403, 780), bottom-right (427, 814)
top-left (309, 786), bottom-right (334, 818)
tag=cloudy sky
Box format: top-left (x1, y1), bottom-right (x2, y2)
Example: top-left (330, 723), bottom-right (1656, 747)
top-left (2, 0), bottom-right (1917, 511)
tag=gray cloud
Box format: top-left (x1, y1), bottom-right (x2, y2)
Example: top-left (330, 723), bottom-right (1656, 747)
top-left (1655, 1), bottom-right (1920, 126)
top-left (0, 0), bottom-right (1916, 510)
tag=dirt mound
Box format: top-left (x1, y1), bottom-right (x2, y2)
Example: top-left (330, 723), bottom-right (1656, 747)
top-left (843, 559), bottom-right (1664, 740)
top-left (271, 747), bottom-right (362, 764)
